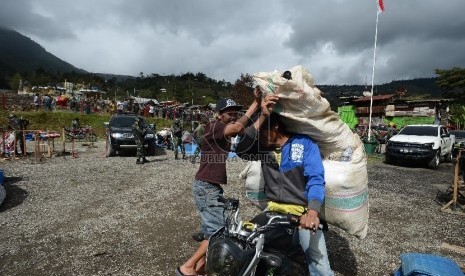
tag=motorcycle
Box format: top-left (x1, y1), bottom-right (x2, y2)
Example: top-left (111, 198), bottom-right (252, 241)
top-left (64, 126), bottom-right (97, 142)
top-left (156, 128), bottom-right (173, 150)
top-left (206, 197), bottom-right (315, 276)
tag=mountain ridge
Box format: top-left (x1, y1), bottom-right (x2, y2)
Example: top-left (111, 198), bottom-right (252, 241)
top-left (0, 27), bottom-right (86, 73)
top-left (0, 27), bottom-right (86, 87)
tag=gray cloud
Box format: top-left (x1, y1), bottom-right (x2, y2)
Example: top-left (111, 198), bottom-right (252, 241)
top-left (1, 0), bottom-right (465, 85)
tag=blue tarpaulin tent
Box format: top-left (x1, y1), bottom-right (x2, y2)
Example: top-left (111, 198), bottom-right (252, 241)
top-left (182, 143), bottom-right (237, 159)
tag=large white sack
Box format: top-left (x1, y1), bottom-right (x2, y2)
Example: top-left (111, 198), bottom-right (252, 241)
top-left (321, 146), bottom-right (369, 239)
top-left (254, 65), bottom-right (359, 158)
top-left (239, 161), bottom-right (268, 211)
top-left (253, 65), bottom-right (369, 239)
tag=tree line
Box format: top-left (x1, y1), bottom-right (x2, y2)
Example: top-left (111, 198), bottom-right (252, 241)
top-left (3, 66), bottom-right (465, 124)
top-left (5, 69), bottom-right (237, 106)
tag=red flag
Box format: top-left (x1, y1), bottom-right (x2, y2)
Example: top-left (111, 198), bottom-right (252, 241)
top-left (377, 0), bottom-right (385, 14)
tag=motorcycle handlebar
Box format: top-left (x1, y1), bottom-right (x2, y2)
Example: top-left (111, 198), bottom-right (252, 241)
top-left (218, 197), bottom-right (323, 230)
top-left (217, 196), bottom-right (227, 203)
top-left (218, 196), bottom-right (236, 204)
top-left (286, 214), bottom-right (300, 226)
top-left (264, 213), bottom-right (299, 226)
top-left (265, 213), bottom-right (323, 230)
top-left (218, 196), bottom-right (239, 209)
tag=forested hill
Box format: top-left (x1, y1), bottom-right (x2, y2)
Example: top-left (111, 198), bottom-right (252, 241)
top-left (319, 77), bottom-right (444, 98)
top-left (0, 27), bottom-right (86, 86)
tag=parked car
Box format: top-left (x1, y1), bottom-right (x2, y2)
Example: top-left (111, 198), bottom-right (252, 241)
top-left (449, 129), bottom-right (465, 156)
top-left (385, 124), bottom-right (455, 169)
top-left (104, 113), bottom-right (156, 157)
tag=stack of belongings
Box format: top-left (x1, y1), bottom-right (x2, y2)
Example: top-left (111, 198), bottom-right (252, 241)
top-left (253, 65), bottom-right (369, 239)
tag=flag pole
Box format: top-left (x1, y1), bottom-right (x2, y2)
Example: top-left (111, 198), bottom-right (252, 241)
top-left (367, 8), bottom-right (380, 142)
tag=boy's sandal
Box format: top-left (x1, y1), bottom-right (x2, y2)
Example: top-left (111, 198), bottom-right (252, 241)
top-left (175, 267), bottom-right (196, 276)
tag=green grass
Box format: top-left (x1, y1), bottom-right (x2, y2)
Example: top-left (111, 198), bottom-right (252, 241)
top-left (367, 153), bottom-right (385, 164)
top-left (0, 111), bottom-right (172, 139)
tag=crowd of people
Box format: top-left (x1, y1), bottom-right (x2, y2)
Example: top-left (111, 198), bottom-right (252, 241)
top-left (125, 101), bottom-right (214, 122)
top-left (32, 93), bottom-right (217, 129)
top-left (31, 93), bottom-right (110, 113)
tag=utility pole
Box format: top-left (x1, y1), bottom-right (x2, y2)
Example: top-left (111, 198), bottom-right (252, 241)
top-left (190, 78), bottom-right (197, 106)
top-left (189, 81), bottom-right (193, 106)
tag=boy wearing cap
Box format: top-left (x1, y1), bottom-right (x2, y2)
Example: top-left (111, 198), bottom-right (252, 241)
top-left (177, 91), bottom-right (278, 276)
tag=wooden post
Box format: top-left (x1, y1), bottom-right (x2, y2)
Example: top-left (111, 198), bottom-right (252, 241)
top-left (22, 130), bottom-right (26, 157)
top-left (452, 151), bottom-right (460, 209)
top-left (103, 128), bottom-right (108, 158)
top-left (441, 150), bottom-right (464, 214)
top-left (47, 131), bottom-right (51, 157)
top-left (62, 128), bottom-right (66, 153)
top-left (12, 130), bottom-right (16, 159)
top-left (34, 131), bottom-right (38, 161)
top-left (71, 133), bottom-right (78, 158)
top-left (1, 128), bottom-right (4, 158)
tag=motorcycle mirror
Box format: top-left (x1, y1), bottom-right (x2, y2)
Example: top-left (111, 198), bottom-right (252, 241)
top-left (260, 252), bottom-right (282, 268)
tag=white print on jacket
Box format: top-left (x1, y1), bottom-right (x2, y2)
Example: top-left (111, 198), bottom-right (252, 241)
top-left (291, 144), bottom-right (304, 163)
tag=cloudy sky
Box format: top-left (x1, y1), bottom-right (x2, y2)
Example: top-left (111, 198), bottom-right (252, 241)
top-left (1, 0), bottom-right (465, 85)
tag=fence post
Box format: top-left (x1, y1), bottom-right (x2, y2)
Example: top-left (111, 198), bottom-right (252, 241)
top-left (62, 128), bottom-right (66, 153)
top-left (1, 128), bottom-right (5, 158)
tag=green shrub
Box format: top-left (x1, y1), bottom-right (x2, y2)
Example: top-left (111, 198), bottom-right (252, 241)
top-left (0, 111), bottom-right (171, 139)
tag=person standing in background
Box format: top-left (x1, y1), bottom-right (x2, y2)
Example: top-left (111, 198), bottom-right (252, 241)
top-left (190, 118), bottom-right (207, 163)
top-left (172, 119), bottom-right (185, 160)
top-left (33, 93), bottom-right (40, 111)
top-left (8, 114), bottom-right (29, 155)
top-left (132, 116), bottom-right (148, 164)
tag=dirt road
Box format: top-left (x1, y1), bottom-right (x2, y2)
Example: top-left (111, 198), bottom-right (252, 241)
top-left (0, 142), bottom-right (463, 275)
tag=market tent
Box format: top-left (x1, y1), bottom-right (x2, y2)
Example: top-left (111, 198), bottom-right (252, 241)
top-left (208, 103), bottom-right (216, 110)
top-left (133, 96), bottom-right (159, 105)
top-left (78, 89), bottom-right (106, 99)
top-left (146, 100), bottom-right (157, 106)
top-left (159, 100), bottom-right (176, 106)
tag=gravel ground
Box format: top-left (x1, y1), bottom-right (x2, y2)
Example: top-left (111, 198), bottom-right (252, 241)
top-left (0, 141), bottom-right (464, 276)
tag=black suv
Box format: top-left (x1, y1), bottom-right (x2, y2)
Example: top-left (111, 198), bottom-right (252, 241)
top-left (105, 113), bottom-right (156, 157)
